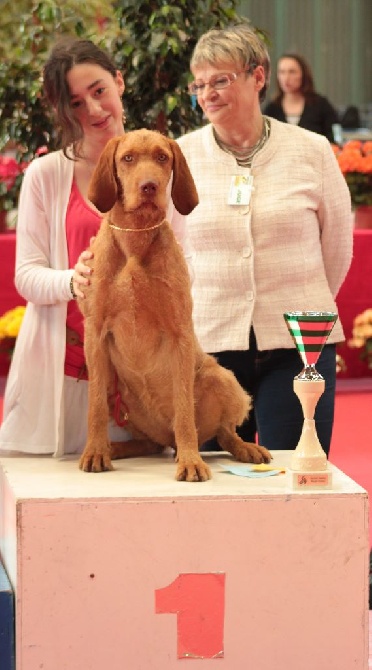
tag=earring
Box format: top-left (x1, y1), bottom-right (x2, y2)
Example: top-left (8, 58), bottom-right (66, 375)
top-left (122, 110), bottom-right (127, 125)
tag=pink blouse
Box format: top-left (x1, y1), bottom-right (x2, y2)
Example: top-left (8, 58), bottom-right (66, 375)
top-left (64, 180), bottom-right (101, 379)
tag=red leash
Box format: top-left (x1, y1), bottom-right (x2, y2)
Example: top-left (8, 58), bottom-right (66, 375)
top-left (109, 373), bottom-right (129, 427)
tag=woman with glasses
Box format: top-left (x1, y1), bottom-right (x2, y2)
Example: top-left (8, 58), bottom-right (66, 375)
top-left (264, 53), bottom-right (339, 143)
top-left (177, 22), bottom-right (353, 455)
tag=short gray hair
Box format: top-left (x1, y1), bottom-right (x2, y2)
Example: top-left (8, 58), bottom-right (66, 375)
top-left (190, 22), bottom-right (271, 102)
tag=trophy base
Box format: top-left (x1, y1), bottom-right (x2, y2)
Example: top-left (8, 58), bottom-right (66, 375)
top-left (291, 452), bottom-right (327, 471)
top-left (290, 469), bottom-right (333, 490)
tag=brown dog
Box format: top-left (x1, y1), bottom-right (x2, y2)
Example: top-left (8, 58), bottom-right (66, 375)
top-left (78, 129), bottom-right (271, 481)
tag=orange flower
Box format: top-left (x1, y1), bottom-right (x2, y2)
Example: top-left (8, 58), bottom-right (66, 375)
top-left (363, 141), bottom-right (372, 155)
top-left (343, 139), bottom-right (362, 150)
top-left (332, 141), bottom-right (372, 207)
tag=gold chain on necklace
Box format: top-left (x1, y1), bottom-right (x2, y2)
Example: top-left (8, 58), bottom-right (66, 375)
top-left (108, 218), bottom-right (165, 232)
top-left (214, 116), bottom-right (271, 167)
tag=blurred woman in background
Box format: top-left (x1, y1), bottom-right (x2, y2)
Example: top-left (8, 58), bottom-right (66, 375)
top-left (264, 53), bottom-right (339, 143)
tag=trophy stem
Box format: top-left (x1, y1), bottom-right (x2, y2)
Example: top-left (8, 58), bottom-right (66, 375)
top-left (291, 379), bottom-right (327, 471)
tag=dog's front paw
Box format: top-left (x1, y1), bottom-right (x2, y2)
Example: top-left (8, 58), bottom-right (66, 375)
top-left (234, 442), bottom-right (272, 464)
top-left (175, 454), bottom-right (212, 482)
top-left (79, 446), bottom-right (113, 473)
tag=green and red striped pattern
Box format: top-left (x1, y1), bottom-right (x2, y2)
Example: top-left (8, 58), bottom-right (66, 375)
top-left (284, 312), bottom-right (338, 367)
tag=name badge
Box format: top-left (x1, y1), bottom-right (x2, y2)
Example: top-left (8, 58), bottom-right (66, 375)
top-left (228, 175), bottom-right (254, 206)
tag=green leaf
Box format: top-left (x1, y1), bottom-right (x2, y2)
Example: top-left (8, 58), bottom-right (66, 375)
top-left (0, 0), bottom-right (267, 207)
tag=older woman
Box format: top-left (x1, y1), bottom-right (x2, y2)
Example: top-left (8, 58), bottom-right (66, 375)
top-left (177, 23), bottom-right (352, 455)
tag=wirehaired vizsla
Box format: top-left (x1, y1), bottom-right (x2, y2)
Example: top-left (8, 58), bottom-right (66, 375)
top-left (78, 129), bottom-right (271, 481)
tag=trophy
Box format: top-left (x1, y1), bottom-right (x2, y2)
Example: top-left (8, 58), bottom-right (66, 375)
top-left (283, 311), bottom-right (338, 485)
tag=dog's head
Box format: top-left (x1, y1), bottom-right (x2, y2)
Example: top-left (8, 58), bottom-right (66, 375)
top-left (88, 129), bottom-right (199, 217)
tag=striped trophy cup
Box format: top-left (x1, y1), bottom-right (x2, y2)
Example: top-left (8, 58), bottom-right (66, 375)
top-left (284, 311), bottom-right (338, 475)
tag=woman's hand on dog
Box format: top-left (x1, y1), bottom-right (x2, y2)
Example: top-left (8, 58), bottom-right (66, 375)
top-left (72, 238), bottom-right (95, 299)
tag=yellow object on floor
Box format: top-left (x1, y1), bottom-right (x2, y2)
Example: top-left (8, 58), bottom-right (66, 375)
top-left (250, 463), bottom-right (286, 473)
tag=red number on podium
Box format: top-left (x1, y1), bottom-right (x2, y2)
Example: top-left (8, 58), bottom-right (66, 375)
top-left (155, 573), bottom-right (225, 659)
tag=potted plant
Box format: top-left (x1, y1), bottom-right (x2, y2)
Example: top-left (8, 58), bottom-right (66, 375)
top-left (0, 305), bottom-right (26, 360)
top-left (0, 0), bottom-right (115, 228)
top-left (0, 154), bottom-right (29, 230)
top-left (0, 0), bottom-right (266, 226)
top-left (348, 308), bottom-right (372, 369)
top-left (112, 1), bottom-right (264, 137)
top-left (332, 140), bottom-right (372, 228)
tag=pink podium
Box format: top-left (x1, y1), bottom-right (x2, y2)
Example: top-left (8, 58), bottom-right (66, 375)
top-left (0, 451), bottom-right (369, 669)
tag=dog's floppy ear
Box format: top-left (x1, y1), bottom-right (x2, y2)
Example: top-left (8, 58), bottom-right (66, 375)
top-left (88, 136), bottom-right (122, 213)
top-left (167, 138), bottom-right (199, 215)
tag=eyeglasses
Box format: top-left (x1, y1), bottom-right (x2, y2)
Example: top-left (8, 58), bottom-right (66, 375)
top-left (187, 66), bottom-right (256, 96)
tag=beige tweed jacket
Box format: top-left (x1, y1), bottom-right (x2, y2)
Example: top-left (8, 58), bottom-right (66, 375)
top-left (177, 118), bottom-right (353, 353)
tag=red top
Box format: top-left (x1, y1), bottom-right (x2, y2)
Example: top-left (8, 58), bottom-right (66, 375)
top-left (64, 180), bottom-right (102, 379)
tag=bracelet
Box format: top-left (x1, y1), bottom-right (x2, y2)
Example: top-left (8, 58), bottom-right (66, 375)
top-left (69, 275), bottom-right (77, 300)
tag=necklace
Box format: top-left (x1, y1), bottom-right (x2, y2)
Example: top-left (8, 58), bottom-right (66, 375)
top-left (108, 219), bottom-right (165, 232)
top-left (214, 116), bottom-right (271, 167)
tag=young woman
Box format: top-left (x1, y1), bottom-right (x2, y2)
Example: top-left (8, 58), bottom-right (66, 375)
top-left (0, 38), bottom-right (186, 456)
top-left (264, 53), bottom-right (339, 143)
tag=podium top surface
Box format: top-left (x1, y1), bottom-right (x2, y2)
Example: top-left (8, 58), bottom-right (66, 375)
top-left (0, 451), bottom-right (367, 502)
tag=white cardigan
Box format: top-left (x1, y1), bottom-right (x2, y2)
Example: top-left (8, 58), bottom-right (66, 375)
top-left (0, 150), bottom-right (186, 455)
top-left (177, 119), bottom-right (353, 353)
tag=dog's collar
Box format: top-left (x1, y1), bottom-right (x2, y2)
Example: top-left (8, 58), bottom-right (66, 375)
top-left (108, 218), bottom-right (166, 232)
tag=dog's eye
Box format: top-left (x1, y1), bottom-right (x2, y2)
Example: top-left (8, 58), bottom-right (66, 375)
top-left (123, 154), bottom-right (133, 162)
top-left (157, 153), bottom-right (168, 163)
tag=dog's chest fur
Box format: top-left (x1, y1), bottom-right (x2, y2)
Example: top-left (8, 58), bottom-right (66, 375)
top-left (92, 225), bottom-right (194, 381)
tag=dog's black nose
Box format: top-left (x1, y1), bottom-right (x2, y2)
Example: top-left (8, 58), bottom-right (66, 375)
top-left (141, 181), bottom-right (158, 196)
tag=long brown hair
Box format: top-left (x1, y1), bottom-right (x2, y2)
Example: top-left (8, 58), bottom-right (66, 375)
top-left (43, 37), bottom-right (122, 157)
top-left (273, 53), bottom-right (316, 103)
